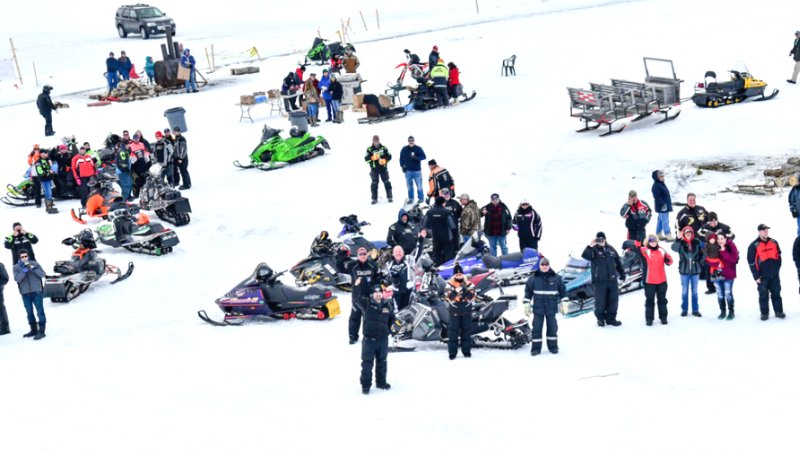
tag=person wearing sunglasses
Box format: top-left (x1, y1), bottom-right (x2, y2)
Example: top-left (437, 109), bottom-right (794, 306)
top-left (523, 257), bottom-right (566, 355)
top-left (348, 247), bottom-right (380, 345)
top-left (635, 234), bottom-right (674, 326)
top-left (12, 249), bottom-right (47, 340)
top-left (514, 199), bottom-right (542, 251)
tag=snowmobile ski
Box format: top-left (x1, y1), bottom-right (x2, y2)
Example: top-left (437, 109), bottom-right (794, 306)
top-left (71, 209), bottom-right (87, 224)
top-left (753, 89), bottom-right (779, 102)
top-left (1, 197), bottom-right (36, 207)
top-left (110, 262), bottom-right (135, 284)
top-left (459, 91), bottom-right (477, 103)
top-left (197, 310), bottom-right (243, 326)
top-left (599, 124), bottom-right (626, 137)
top-left (233, 160), bottom-right (255, 169)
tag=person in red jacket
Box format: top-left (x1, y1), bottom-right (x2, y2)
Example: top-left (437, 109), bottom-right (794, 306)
top-left (637, 234), bottom-right (673, 326)
top-left (447, 62), bottom-right (460, 104)
top-left (71, 145), bottom-right (97, 208)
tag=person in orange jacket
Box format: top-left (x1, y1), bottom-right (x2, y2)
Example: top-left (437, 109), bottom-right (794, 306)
top-left (636, 234), bottom-right (673, 326)
top-left (426, 159), bottom-right (455, 202)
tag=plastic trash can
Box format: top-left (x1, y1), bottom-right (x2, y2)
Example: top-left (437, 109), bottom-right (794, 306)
top-left (164, 107), bottom-right (188, 132)
top-left (289, 110), bottom-right (309, 133)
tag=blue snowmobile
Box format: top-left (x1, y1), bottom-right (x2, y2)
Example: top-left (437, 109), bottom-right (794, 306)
top-left (558, 241), bottom-right (644, 317)
top-left (438, 231), bottom-right (542, 285)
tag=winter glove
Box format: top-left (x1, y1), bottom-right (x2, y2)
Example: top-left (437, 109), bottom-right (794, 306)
top-left (446, 290), bottom-right (458, 301)
top-left (61, 237), bottom-right (76, 246)
top-left (379, 158), bottom-right (387, 166)
top-left (524, 302), bottom-right (531, 317)
top-left (402, 167), bottom-right (407, 173)
top-left (76, 179), bottom-right (81, 186)
top-left (371, 154), bottom-right (380, 161)
top-left (661, 205), bottom-right (667, 212)
top-left (22, 268), bottom-right (28, 274)
top-left (620, 274), bottom-right (626, 282)
top-left (793, 209), bottom-right (799, 219)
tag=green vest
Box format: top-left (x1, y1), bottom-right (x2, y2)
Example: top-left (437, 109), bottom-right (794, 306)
top-left (430, 63), bottom-right (448, 79)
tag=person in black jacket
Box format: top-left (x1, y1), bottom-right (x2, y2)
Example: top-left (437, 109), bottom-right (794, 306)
top-left (349, 248), bottom-right (380, 344)
top-left (106, 52), bottom-right (120, 91)
top-left (50, 145), bottom-right (75, 198)
top-left (428, 45), bottom-right (440, 72)
top-left (0, 261), bottom-right (9, 335)
top-left (620, 190), bottom-right (652, 242)
top-left (422, 196), bottom-right (458, 266)
top-left (789, 31), bottom-right (800, 84)
top-left (5, 223), bottom-right (38, 265)
top-left (173, 126), bottom-right (191, 190)
top-left (523, 257), bottom-right (567, 355)
top-left (359, 285), bottom-right (394, 394)
top-left (698, 212), bottom-right (735, 241)
top-left (365, 135), bottom-right (392, 204)
top-left (445, 264), bottom-right (475, 360)
top-left (441, 189), bottom-right (462, 254)
top-left (747, 224), bottom-right (784, 320)
top-left (37, 85), bottom-right (56, 137)
top-left (281, 72), bottom-right (300, 111)
top-left (675, 193), bottom-right (713, 294)
top-left (386, 210), bottom-right (418, 255)
top-left (329, 75), bottom-right (344, 123)
top-left (383, 244), bottom-right (422, 311)
top-left (481, 194), bottom-right (513, 257)
top-left (581, 232), bottom-right (625, 327)
top-left (514, 199), bottom-right (542, 251)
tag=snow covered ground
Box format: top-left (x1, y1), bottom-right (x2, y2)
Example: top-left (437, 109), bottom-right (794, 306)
top-left (2, 0), bottom-right (800, 449)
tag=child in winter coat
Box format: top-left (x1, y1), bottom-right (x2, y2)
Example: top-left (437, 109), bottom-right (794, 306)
top-left (704, 233), bottom-right (724, 281)
top-left (145, 56), bottom-right (155, 85)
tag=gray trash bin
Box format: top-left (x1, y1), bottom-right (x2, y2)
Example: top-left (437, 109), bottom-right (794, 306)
top-left (164, 107), bottom-right (188, 132)
top-left (289, 110), bottom-right (309, 134)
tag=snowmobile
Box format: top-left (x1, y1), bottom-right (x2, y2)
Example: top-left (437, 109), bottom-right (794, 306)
top-left (3, 170), bottom-right (79, 207)
top-left (43, 230), bottom-right (134, 303)
top-left (233, 125), bottom-right (330, 171)
top-left (198, 263), bottom-right (341, 326)
top-left (71, 170), bottom-right (132, 224)
top-left (692, 61), bottom-right (778, 108)
top-left (138, 164), bottom-right (192, 226)
top-left (357, 94), bottom-right (408, 124)
top-left (92, 208), bottom-right (180, 256)
top-left (558, 241), bottom-right (644, 317)
top-left (305, 38), bottom-right (332, 65)
top-left (405, 76), bottom-right (476, 112)
top-left (410, 253), bottom-right (503, 304)
top-left (390, 289), bottom-right (530, 352)
top-left (438, 231), bottom-right (542, 285)
top-left (289, 215), bottom-right (385, 292)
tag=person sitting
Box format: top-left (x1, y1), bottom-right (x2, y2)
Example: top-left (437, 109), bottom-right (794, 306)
top-left (64, 230), bottom-right (103, 280)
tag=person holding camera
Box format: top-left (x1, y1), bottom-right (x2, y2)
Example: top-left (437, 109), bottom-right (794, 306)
top-left (581, 232), bottom-right (625, 327)
top-left (5, 223), bottom-right (39, 265)
top-left (620, 190), bottom-right (652, 243)
top-left (523, 257), bottom-right (567, 356)
top-left (12, 249), bottom-right (47, 340)
top-left (349, 248), bottom-right (380, 345)
top-left (359, 284), bottom-right (394, 395)
top-left (445, 264), bottom-right (476, 360)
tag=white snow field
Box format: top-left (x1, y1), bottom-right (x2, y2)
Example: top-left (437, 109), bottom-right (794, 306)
top-left (2, 0), bottom-right (800, 449)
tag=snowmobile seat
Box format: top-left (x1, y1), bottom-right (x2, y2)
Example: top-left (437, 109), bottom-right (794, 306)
top-left (433, 301), bottom-right (451, 325)
top-left (469, 267), bottom-right (490, 276)
top-left (501, 252), bottom-right (525, 262)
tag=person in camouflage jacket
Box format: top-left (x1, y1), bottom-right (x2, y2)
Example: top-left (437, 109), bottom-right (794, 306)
top-left (458, 193), bottom-right (480, 243)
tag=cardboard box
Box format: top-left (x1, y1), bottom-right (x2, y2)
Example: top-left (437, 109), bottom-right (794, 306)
top-left (344, 59), bottom-right (357, 73)
top-left (353, 94), bottom-right (365, 109)
top-left (177, 65), bottom-right (192, 81)
top-left (267, 89), bottom-right (280, 99)
top-left (378, 95), bottom-right (392, 108)
top-left (253, 91), bottom-right (266, 96)
top-left (240, 95), bottom-right (255, 105)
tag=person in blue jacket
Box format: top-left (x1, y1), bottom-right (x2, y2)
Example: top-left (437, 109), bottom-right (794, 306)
top-left (144, 56), bottom-right (155, 85)
top-left (106, 52), bottom-right (120, 91)
top-left (180, 49), bottom-right (197, 93)
top-left (652, 170), bottom-right (674, 241)
top-left (118, 51), bottom-right (132, 81)
top-left (318, 69), bottom-right (332, 122)
top-left (399, 136), bottom-right (427, 203)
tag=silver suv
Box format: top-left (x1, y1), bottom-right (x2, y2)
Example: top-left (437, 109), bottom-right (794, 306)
top-left (115, 4), bottom-right (175, 40)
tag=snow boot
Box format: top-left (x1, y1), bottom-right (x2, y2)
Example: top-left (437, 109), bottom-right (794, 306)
top-left (718, 300), bottom-right (727, 320)
top-left (597, 320), bottom-right (605, 327)
top-left (776, 312), bottom-right (786, 319)
top-left (726, 301), bottom-right (735, 320)
top-left (681, 311), bottom-right (688, 317)
top-left (337, 111), bottom-right (344, 123)
top-left (0, 325), bottom-right (9, 336)
top-left (661, 318), bottom-right (668, 325)
top-left (362, 387), bottom-right (370, 395)
top-left (464, 352), bottom-right (471, 358)
top-left (607, 319), bottom-right (622, 327)
top-left (550, 349), bottom-right (558, 354)
top-left (46, 199), bottom-right (58, 214)
top-left (761, 314), bottom-right (769, 321)
top-left (34, 324), bottom-right (46, 340)
top-left (662, 233), bottom-right (675, 242)
top-left (692, 311), bottom-right (702, 317)
top-left (376, 383), bottom-right (391, 390)
top-left (530, 350), bottom-right (540, 356)
top-left (646, 319), bottom-right (653, 326)
top-left (23, 322), bottom-right (37, 338)
top-left (309, 116), bottom-right (318, 127)
top-left (449, 354), bottom-right (457, 360)
top-left (371, 199), bottom-right (378, 205)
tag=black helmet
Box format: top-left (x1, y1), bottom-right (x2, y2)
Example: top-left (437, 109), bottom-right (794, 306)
top-left (318, 231), bottom-right (329, 241)
top-left (43, 85), bottom-right (53, 93)
top-left (289, 126), bottom-right (303, 138)
top-left (78, 229), bottom-right (97, 249)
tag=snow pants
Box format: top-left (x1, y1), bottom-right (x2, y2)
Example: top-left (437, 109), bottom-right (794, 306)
top-left (393, 289), bottom-right (411, 311)
top-left (42, 112), bottom-right (53, 136)
top-left (431, 240), bottom-right (455, 267)
top-left (369, 169), bottom-right (392, 201)
top-left (0, 291), bottom-right (9, 332)
top-left (757, 276), bottom-right (783, 315)
top-left (32, 176), bottom-right (42, 207)
top-left (644, 282), bottom-right (669, 321)
top-left (448, 313), bottom-right (472, 357)
top-left (349, 299), bottom-right (362, 340)
top-left (79, 176), bottom-right (91, 207)
top-left (594, 281), bottom-right (619, 323)
top-left (360, 336), bottom-right (388, 388)
top-left (519, 235), bottom-right (539, 251)
top-left (531, 313), bottom-right (558, 353)
top-left (118, 172), bottom-right (133, 201)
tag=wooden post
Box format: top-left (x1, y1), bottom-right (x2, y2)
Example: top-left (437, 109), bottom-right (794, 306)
top-left (254, 47), bottom-right (263, 63)
top-left (475, 0), bottom-right (479, 14)
top-left (346, 18), bottom-right (355, 35)
top-left (318, 28), bottom-right (322, 39)
top-left (33, 61), bottom-right (38, 87)
top-left (205, 47), bottom-right (211, 72)
top-left (9, 38), bottom-right (22, 85)
top-left (376, 10), bottom-right (380, 29)
top-left (211, 44), bottom-right (215, 72)
top-left (359, 11), bottom-right (368, 31)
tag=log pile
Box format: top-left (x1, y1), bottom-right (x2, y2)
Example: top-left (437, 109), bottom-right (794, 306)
top-left (89, 80), bottom-right (170, 102)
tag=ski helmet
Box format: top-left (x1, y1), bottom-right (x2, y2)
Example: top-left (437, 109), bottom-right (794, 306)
top-left (289, 126), bottom-right (303, 138)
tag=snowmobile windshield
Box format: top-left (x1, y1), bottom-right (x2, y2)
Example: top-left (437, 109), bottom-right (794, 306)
top-left (261, 127), bottom-right (280, 142)
top-left (731, 61), bottom-right (750, 77)
top-left (563, 255), bottom-right (590, 274)
top-left (644, 58), bottom-right (676, 80)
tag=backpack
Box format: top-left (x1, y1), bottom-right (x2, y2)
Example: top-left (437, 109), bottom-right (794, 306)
top-left (409, 54), bottom-right (421, 64)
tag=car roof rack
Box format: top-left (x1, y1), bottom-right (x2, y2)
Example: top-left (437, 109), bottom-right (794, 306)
top-left (121, 4), bottom-right (152, 8)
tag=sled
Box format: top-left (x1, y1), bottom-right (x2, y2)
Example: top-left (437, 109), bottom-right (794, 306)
top-left (88, 101), bottom-right (112, 107)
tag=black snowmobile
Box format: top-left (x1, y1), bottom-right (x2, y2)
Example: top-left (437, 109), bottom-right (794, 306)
top-left (198, 263), bottom-right (341, 326)
top-left (391, 289), bottom-right (530, 352)
top-left (692, 61), bottom-right (778, 108)
top-left (93, 208), bottom-right (180, 256)
top-left (558, 241), bottom-right (644, 317)
top-left (357, 94), bottom-right (408, 124)
top-left (43, 230), bottom-right (134, 303)
top-left (138, 164), bottom-right (192, 226)
top-left (406, 76), bottom-right (476, 112)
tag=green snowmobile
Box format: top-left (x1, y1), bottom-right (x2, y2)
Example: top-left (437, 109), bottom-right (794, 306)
top-left (233, 125), bottom-right (330, 171)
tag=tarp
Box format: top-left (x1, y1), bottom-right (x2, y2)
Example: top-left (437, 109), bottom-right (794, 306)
top-left (0, 59), bottom-right (17, 81)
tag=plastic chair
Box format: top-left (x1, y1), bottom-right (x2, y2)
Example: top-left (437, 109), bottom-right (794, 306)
top-left (502, 56), bottom-right (516, 76)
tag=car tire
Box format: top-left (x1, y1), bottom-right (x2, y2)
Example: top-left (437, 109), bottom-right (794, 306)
top-left (140, 27), bottom-right (150, 40)
top-left (118, 24), bottom-right (127, 38)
